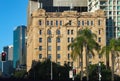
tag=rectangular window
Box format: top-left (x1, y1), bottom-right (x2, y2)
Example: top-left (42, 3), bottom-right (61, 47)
top-left (57, 54), bottom-right (60, 59)
top-left (71, 37), bottom-right (74, 42)
top-left (39, 30), bottom-right (42, 35)
top-left (69, 20), bottom-right (72, 25)
top-left (39, 46), bottom-right (42, 51)
top-left (71, 30), bottom-right (73, 35)
top-left (67, 30), bottom-right (70, 35)
top-left (48, 37), bottom-right (51, 43)
top-left (78, 21), bottom-right (80, 26)
top-left (48, 46), bottom-right (51, 51)
top-left (98, 30), bottom-right (101, 35)
top-left (56, 20), bottom-right (58, 26)
top-left (98, 20), bottom-right (101, 25)
top-left (46, 21), bottom-right (49, 25)
top-left (39, 20), bottom-right (42, 25)
top-left (68, 46), bottom-right (70, 51)
top-left (68, 53), bottom-right (70, 60)
top-left (68, 37), bottom-right (70, 43)
top-left (48, 54), bottom-right (51, 59)
top-left (87, 21), bottom-right (89, 26)
top-left (91, 21), bottom-right (93, 25)
top-left (57, 37), bottom-right (60, 43)
top-left (82, 21), bottom-right (84, 26)
top-left (50, 21), bottom-right (53, 26)
top-left (98, 37), bottom-right (101, 42)
top-left (60, 21), bottom-right (62, 26)
top-left (39, 54), bottom-right (42, 59)
top-left (57, 46), bottom-right (60, 51)
top-left (39, 38), bottom-right (42, 42)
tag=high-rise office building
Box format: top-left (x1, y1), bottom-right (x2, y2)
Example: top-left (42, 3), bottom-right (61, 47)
top-left (3, 45), bottom-right (13, 61)
top-left (88, 0), bottom-right (120, 44)
top-left (88, 0), bottom-right (120, 76)
top-left (27, 8), bottom-right (106, 72)
top-left (13, 25), bottom-right (27, 68)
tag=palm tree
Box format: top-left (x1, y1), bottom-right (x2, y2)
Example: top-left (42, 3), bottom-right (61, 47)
top-left (69, 36), bottom-right (84, 81)
top-left (69, 28), bottom-right (99, 81)
top-left (100, 38), bottom-right (120, 81)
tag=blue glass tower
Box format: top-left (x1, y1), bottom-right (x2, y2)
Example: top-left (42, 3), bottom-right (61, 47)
top-left (13, 25), bottom-right (27, 68)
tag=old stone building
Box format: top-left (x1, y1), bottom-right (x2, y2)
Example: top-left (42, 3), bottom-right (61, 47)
top-left (27, 9), bottom-right (106, 73)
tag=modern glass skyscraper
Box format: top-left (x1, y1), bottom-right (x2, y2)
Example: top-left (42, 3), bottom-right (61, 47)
top-left (13, 25), bottom-right (27, 68)
top-left (88, 0), bottom-right (120, 44)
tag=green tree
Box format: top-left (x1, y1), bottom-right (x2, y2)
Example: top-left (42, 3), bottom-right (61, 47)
top-left (100, 38), bottom-right (120, 81)
top-left (28, 59), bottom-right (71, 80)
top-left (69, 28), bottom-right (99, 81)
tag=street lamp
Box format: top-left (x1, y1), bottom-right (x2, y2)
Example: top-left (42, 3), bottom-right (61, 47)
top-left (98, 55), bottom-right (102, 81)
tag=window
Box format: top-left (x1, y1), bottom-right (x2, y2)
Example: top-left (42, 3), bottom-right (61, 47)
top-left (39, 46), bottom-right (42, 51)
top-left (57, 54), bottom-right (60, 59)
top-left (57, 46), bottom-right (60, 51)
top-left (82, 21), bottom-right (84, 26)
top-left (48, 46), bottom-right (51, 51)
top-left (71, 30), bottom-right (73, 35)
top-left (98, 30), bottom-right (101, 35)
top-left (69, 20), bottom-right (72, 25)
top-left (91, 21), bottom-right (93, 25)
top-left (50, 21), bottom-right (53, 26)
top-left (39, 38), bottom-right (42, 42)
top-left (98, 37), bottom-right (101, 42)
top-left (98, 19), bottom-right (101, 25)
top-left (48, 37), bottom-right (51, 43)
top-left (78, 21), bottom-right (80, 26)
top-left (87, 21), bottom-right (90, 26)
top-left (47, 29), bottom-right (52, 35)
top-left (39, 20), bottom-right (42, 25)
top-left (68, 46), bottom-right (70, 51)
top-left (48, 54), bottom-right (51, 59)
top-left (56, 30), bottom-right (60, 35)
top-left (46, 21), bottom-right (49, 25)
top-left (68, 53), bottom-right (70, 60)
top-left (68, 37), bottom-right (70, 43)
top-left (57, 37), bottom-right (60, 43)
top-left (89, 54), bottom-right (93, 59)
top-left (60, 21), bottom-right (62, 26)
top-left (39, 54), bottom-right (42, 59)
top-left (56, 20), bottom-right (58, 26)
top-left (39, 30), bottom-right (42, 35)
top-left (71, 37), bottom-right (74, 42)
top-left (67, 30), bottom-right (70, 35)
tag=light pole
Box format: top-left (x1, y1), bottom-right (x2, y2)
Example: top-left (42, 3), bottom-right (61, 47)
top-left (98, 56), bottom-right (101, 81)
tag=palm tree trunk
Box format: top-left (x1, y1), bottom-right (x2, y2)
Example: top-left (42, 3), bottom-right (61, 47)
top-left (80, 52), bottom-right (83, 81)
top-left (86, 45), bottom-right (89, 81)
top-left (111, 51), bottom-right (114, 81)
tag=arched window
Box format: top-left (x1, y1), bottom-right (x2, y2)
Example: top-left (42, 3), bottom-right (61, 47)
top-left (56, 29), bottom-right (60, 35)
top-left (47, 29), bottom-right (51, 35)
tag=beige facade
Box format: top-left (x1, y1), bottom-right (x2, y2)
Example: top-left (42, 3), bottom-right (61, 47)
top-left (27, 9), bottom-right (106, 72)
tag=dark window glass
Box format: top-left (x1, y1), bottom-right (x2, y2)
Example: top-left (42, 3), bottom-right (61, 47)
top-left (57, 46), bottom-right (60, 51)
top-left (71, 30), bottom-right (73, 35)
top-left (57, 37), bottom-right (60, 43)
top-left (47, 29), bottom-right (52, 35)
top-left (48, 54), bottom-right (51, 59)
top-left (39, 20), bottom-right (42, 25)
top-left (57, 54), bottom-right (60, 59)
top-left (39, 46), bottom-right (42, 51)
top-left (39, 38), bottom-right (42, 42)
top-left (56, 30), bottom-right (60, 35)
top-left (48, 37), bottom-right (51, 43)
top-left (60, 21), bottom-right (62, 26)
top-left (39, 30), bottom-right (42, 35)
top-left (39, 54), bottom-right (42, 59)
top-left (67, 30), bottom-right (70, 35)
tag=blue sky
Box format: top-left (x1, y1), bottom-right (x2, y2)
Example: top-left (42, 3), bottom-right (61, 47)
top-left (0, 0), bottom-right (28, 52)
